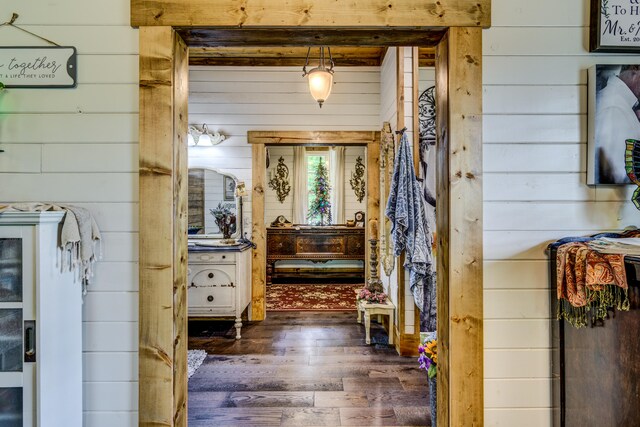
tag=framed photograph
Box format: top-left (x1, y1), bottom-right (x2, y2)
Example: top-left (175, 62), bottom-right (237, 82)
top-left (223, 175), bottom-right (235, 200)
top-left (588, 64), bottom-right (640, 185)
top-left (590, 0), bottom-right (640, 52)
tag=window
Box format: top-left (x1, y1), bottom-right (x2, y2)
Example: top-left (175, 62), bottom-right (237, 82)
top-left (306, 152), bottom-right (332, 225)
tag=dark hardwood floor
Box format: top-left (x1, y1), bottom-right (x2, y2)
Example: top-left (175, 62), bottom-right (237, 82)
top-left (188, 311), bottom-right (431, 427)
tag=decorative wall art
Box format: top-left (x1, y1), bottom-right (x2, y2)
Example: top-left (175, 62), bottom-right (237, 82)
top-left (379, 123), bottom-right (395, 277)
top-left (268, 156), bottom-right (291, 203)
top-left (223, 175), bottom-right (235, 201)
top-left (588, 64), bottom-right (640, 185)
top-left (349, 156), bottom-right (366, 203)
top-left (626, 139), bottom-right (640, 209)
top-left (418, 86), bottom-right (437, 146)
top-left (590, 0), bottom-right (640, 52)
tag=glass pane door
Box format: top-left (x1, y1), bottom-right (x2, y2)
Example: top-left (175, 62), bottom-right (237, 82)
top-left (0, 228), bottom-right (34, 427)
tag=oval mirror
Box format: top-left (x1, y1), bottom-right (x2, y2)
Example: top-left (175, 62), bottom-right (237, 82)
top-left (188, 168), bottom-right (240, 238)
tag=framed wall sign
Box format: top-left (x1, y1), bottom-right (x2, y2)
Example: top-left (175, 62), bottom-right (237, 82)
top-left (0, 46), bottom-right (77, 88)
top-left (590, 0), bottom-right (640, 52)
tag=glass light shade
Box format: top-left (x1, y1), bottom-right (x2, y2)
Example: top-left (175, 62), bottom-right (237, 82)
top-left (307, 68), bottom-right (333, 107)
top-left (187, 133), bottom-right (196, 146)
top-left (198, 133), bottom-right (212, 146)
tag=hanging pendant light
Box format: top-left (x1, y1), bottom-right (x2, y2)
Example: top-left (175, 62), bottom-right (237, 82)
top-left (302, 47), bottom-right (335, 108)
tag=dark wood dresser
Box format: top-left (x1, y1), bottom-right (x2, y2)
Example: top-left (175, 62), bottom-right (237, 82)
top-left (551, 249), bottom-right (640, 427)
top-left (266, 226), bottom-right (365, 284)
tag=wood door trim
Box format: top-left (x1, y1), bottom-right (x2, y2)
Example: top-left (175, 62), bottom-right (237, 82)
top-left (248, 130), bottom-right (380, 321)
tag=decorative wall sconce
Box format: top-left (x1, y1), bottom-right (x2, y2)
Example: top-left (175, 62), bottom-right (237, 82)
top-left (268, 156), bottom-right (291, 203)
top-left (350, 156), bottom-right (366, 203)
top-left (188, 124), bottom-right (226, 146)
top-left (302, 46), bottom-right (335, 108)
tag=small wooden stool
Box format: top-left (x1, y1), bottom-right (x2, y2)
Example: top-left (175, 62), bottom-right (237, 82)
top-left (357, 299), bottom-right (395, 345)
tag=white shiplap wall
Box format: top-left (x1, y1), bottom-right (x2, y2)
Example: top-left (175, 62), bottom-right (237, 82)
top-left (379, 48), bottom-right (400, 332)
top-left (1, 0), bottom-right (636, 425)
top-left (484, 0), bottom-right (639, 425)
top-left (0, 1), bottom-right (139, 426)
top-left (188, 66), bottom-right (380, 237)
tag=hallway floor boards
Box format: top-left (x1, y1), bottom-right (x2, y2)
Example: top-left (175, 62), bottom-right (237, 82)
top-left (188, 311), bottom-right (430, 427)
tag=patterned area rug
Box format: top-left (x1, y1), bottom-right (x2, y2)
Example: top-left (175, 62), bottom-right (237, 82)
top-left (267, 283), bottom-right (362, 311)
top-left (187, 350), bottom-right (207, 379)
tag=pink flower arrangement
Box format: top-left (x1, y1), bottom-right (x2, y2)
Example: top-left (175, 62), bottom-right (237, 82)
top-left (356, 288), bottom-right (388, 304)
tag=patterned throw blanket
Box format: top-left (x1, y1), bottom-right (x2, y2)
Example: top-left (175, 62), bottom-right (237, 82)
top-left (385, 131), bottom-right (436, 331)
top-left (555, 229), bottom-right (640, 327)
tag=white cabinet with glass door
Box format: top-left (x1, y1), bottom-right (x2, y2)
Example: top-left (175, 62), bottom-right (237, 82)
top-left (0, 212), bottom-right (82, 427)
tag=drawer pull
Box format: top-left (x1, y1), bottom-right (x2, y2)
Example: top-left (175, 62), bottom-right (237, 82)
top-left (230, 282), bottom-right (235, 288)
top-left (207, 295), bottom-right (214, 302)
top-left (222, 255), bottom-right (226, 259)
top-left (208, 272), bottom-right (214, 279)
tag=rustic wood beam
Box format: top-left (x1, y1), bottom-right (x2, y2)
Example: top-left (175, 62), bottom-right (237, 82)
top-left (132, 0), bottom-right (490, 28)
top-left (436, 27), bottom-right (484, 427)
top-left (251, 144), bottom-right (267, 320)
top-left (248, 131), bottom-right (379, 145)
top-left (177, 27), bottom-right (447, 47)
top-left (138, 26), bottom-right (189, 427)
top-left (189, 56), bottom-right (380, 67)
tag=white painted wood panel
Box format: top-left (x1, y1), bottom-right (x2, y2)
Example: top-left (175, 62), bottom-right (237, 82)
top-left (83, 412), bottom-right (137, 427)
top-left (43, 144), bottom-right (138, 172)
top-left (485, 379), bottom-right (552, 408)
top-left (0, 144), bottom-right (42, 172)
top-left (2, 26), bottom-right (138, 54)
top-left (82, 322), bottom-right (138, 352)
top-left (97, 232), bottom-right (138, 262)
top-left (0, 85), bottom-right (138, 113)
top-left (484, 290), bottom-right (550, 319)
top-left (483, 114), bottom-right (585, 143)
top-left (491, 0), bottom-right (587, 26)
top-left (83, 292), bottom-right (138, 322)
top-left (78, 56), bottom-right (139, 84)
top-left (484, 55), bottom-right (640, 85)
top-left (484, 261), bottom-right (548, 289)
top-left (484, 173), bottom-right (594, 201)
top-left (5, 0), bottom-right (130, 25)
top-left (83, 353), bottom-right (137, 382)
top-left (484, 86), bottom-right (585, 115)
top-left (0, 114), bottom-right (138, 143)
top-left (91, 262), bottom-right (138, 292)
top-left (484, 320), bottom-right (551, 349)
top-left (484, 27), bottom-right (589, 56)
top-left (485, 409), bottom-right (553, 427)
top-left (83, 382), bottom-right (138, 411)
top-left (0, 173), bottom-right (137, 202)
top-left (484, 202), bottom-right (639, 231)
top-left (485, 349), bottom-right (551, 379)
top-left (483, 144), bottom-right (583, 173)
top-left (484, 230), bottom-right (591, 261)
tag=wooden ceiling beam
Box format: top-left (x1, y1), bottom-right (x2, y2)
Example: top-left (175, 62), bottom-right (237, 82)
top-left (131, 0), bottom-right (491, 28)
top-left (177, 27), bottom-right (447, 48)
top-left (188, 46), bottom-right (435, 67)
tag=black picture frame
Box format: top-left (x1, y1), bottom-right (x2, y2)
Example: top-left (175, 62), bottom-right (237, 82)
top-left (223, 175), bottom-right (235, 201)
top-left (590, 0), bottom-right (640, 53)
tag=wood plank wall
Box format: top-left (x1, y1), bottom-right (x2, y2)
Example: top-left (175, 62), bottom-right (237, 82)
top-left (5, 0), bottom-right (639, 425)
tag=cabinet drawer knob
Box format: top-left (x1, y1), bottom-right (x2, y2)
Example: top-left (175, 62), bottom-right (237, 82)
top-left (222, 255), bottom-right (226, 259)
top-left (207, 295), bottom-right (214, 302)
top-left (208, 272), bottom-right (214, 279)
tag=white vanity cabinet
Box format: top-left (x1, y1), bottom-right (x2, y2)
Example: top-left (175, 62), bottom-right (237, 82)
top-left (187, 245), bottom-right (252, 339)
top-left (0, 212), bottom-right (82, 427)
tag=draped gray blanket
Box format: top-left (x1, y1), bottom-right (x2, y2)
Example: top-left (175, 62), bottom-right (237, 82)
top-left (0, 203), bottom-right (101, 294)
top-left (385, 131), bottom-right (437, 331)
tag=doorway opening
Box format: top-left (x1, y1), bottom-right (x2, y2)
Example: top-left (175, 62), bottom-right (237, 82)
top-left (136, 15), bottom-right (486, 425)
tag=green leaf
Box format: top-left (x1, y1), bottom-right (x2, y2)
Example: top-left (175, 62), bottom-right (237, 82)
top-left (427, 364), bottom-right (436, 379)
